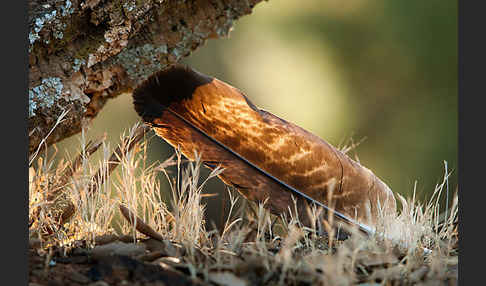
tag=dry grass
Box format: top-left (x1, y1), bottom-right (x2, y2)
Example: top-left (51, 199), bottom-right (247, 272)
top-left (29, 123), bottom-right (458, 285)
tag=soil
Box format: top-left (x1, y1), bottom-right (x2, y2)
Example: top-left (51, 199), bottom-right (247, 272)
top-left (29, 234), bottom-right (458, 286)
top-left (29, 236), bottom-right (207, 286)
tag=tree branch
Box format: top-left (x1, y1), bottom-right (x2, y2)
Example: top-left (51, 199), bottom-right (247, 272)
top-left (28, 0), bottom-right (263, 156)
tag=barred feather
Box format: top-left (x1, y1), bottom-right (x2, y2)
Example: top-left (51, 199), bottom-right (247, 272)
top-left (132, 65), bottom-right (396, 232)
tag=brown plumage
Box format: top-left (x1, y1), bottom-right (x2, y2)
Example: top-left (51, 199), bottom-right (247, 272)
top-left (132, 65), bottom-right (396, 232)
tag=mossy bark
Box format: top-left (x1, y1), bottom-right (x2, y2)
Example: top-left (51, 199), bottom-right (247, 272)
top-left (28, 0), bottom-right (263, 156)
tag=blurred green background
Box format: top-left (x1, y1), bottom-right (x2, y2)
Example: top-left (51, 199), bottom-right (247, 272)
top-left (55, 0), bottom-right (457, 227)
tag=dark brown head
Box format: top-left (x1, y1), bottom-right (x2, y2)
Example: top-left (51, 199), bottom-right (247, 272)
top-left (132, 64), bottom-right (213, 123)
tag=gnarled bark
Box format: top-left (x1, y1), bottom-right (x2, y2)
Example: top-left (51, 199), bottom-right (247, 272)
top-left (28, 0), bottom-right (263, 156)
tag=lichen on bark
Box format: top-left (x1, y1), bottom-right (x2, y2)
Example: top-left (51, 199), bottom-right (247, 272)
top-left (28, 0), bottom-right (263, 156)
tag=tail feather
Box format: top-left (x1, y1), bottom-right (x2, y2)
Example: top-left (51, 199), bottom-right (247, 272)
top-left (132, 64), bottom-right (397, 233)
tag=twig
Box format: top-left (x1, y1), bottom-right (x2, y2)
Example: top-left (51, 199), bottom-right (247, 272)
top-left (119, 204), bottom-right (165, 242)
